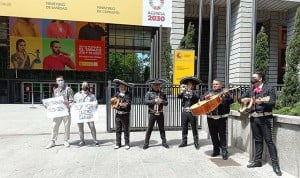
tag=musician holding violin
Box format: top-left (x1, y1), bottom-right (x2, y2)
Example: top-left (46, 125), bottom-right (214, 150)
top-left (178, 76), bottom-right (201, 149)
top-left (203, 79), bottom-right (233, 160)
top-left (143, 79), bottom-right (169, 149)
top-left (111, 79), bottom-right (132, 150)
top-left (240, 71), bottom-right (282, 176)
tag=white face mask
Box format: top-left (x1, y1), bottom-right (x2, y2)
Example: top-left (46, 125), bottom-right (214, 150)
top-left (57, 80), bottom-right (65, 87)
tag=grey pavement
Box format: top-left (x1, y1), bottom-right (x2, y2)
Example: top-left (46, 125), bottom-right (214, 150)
top-left (0, 104), bottom-right (296, 178)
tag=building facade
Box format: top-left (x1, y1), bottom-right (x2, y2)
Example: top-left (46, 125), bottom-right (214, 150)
top-left (169, 0), bottom-right (300, 85)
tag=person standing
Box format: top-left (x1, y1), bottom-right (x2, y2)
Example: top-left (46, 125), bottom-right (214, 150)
top-left (178, 76), bottom-right (201, 149)
top-left (73, 81), bottom-right (99, 147)
top-left (78, 22), bottom-right (106, 41)
top-left (203, 79), bottom-right (233, 160)
top-left (46, 75), bottom-right (74, 149)
top-left (10, 39), bottom-right (36, 69)
top-left (143, 79), bottom-right (169, 149)
top-left (10, 18), bottom-right (41, 37)
top-left (240, 71), bottom-right (282, 176)
top-left (111, 79), bottom-right (132, 150)
top-left (43, 40), bottom-right (75, 70)
top-left (46, 20), bottom-right (75, 39)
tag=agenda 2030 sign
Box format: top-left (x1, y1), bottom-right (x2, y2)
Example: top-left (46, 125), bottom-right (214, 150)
top-left (0, 0), bottom-right (172, 27)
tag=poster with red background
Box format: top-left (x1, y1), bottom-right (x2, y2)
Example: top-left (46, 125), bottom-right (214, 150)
top-left (76, 40), bottom-right (106, 71)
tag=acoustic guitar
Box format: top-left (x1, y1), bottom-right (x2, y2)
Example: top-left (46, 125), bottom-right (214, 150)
top-left (239, 96), bottom-right (270, 114)
top-left (190, 86), bottom-right (239, 116)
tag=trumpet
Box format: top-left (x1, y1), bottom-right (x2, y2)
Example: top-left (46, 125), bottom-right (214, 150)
top-left (180, 84), bottom-right (188, 93)
top-left (154, 96), bottom-right (161, 115)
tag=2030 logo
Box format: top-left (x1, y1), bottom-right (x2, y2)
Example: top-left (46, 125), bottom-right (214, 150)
top-left (149, 0), bottom-right (164, 10)
top-left (148, 0), bottom-right (165, 22)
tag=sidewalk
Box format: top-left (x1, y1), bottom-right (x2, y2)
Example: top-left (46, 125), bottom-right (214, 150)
top-left (0, 104), bottom-right (295, 178)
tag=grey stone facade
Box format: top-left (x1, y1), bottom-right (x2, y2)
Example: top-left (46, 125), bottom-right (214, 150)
top-left (168, 0), bottom-right (300, 85)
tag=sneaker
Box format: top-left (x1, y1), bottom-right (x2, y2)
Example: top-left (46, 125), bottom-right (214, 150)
top-left (125, 145), bottom-right (130, 150)
top-left (78, 141), bottom-right (85, 147)
top-left (45, 141), bottom-right (55, 149)
top-left (114, 145), bottom-right (120, 149)
top-left (64, 141), bottom-right (70, 148)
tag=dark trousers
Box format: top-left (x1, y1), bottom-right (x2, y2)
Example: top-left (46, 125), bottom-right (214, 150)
top-left (181, 111), bottom-right (198, 144)
top-left (77, 122), bottom-right (97, 141)
top-left (144, 113), bottom-right (166, 145)
top-left (207, 117), bottom-right (227, 153)
top-left (115, 113), bottom-right (130, 146)
top-left (250, 115), bottom-right (279, 166)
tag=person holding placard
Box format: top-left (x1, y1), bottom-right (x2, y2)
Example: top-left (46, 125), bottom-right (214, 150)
top-left (73, 81), bottom-right (99, 147)
top-left (45, 75), bottom-right (74, 149)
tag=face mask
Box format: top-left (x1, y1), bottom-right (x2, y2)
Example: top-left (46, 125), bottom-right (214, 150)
top-left (57, 80), bottom-right (64, 87)
top-left (82, 86), bottom-right (89, 91)
top-left (250, 78), bottom-right (259, 84)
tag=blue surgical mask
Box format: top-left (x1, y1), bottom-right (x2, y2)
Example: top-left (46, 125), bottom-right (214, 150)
top-left (57, 80), bottom-right (65, 87)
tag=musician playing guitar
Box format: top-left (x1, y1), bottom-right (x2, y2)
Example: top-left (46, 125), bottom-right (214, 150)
top-left (240, 71), bottom-right (282, 176)
top-left (178, 76), bottom-right (201, 149)
top-left (202, 79), bottom-right (233, 160)
top-left (111, 79), bottom-right (132, 150)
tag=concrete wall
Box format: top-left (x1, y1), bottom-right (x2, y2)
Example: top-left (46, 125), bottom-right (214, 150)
top-left (170, 0), bottom-right (185, 51)
top-left (213, 7), bottom-right (227, 83)
top-left (227, 111), bottom-right (300, 177)
top-left (229, 0), bottom-right (254, 84)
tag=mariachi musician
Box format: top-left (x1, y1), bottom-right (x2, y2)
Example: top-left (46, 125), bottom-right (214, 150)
top-left (143, 79), bottom-right (169, 149)
top-left (202, 79), bottom-right (233, 160)
top-left (240, 71), bottom-right (282, 176)
top-left (111, 79), bottom-right (132, 150)
top-left (178, 76), bottom-right (201, 149)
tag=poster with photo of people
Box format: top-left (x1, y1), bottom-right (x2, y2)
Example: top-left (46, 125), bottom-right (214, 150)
top-left (9, 17), bottom-right (106, 71)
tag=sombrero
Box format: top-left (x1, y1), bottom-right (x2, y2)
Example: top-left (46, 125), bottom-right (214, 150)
top-left (180, 76), bottom-right (201, 85)
top-left (147, 79), bottom-right (166, 85)
top-left (113, 79), bottom-right (130, 87)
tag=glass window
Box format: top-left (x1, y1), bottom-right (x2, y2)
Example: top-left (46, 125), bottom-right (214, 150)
top-left (108, 24), bottom-right (154, 82)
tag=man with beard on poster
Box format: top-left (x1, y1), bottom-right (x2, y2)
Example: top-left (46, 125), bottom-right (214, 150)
top-left (43, 40), bottom-right (75, 70)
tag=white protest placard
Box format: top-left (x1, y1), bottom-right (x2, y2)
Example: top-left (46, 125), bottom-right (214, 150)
top-left (71, 101), bottom-right (98, 123)
top-left (42, 96), bottom-right (69, 118)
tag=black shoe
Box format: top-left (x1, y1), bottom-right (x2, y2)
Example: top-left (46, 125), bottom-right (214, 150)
top-left (94, 141), bottom-right (100, 147)
top-left (194, 143), bottom-right (200, 150)
top-left (247, 161), bottom-right (262, 168)
top-left (211, 152), bottom-right (220, 157)
top-left (143, 144), bottom-right (149, 150)
top-left (162, 143), bottom-right (169, 149)
top-left (78, 141), bottom-right (85, 147)
top-left (178, 143), bottom-right (187, 148)
top-left (222, 151), bottom-right (228, 160)
top-left (273, 166), bottom-right (282, 176)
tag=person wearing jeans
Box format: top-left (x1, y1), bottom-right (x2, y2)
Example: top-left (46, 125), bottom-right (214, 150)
top-left (74, 81), bottom-right (99, 147)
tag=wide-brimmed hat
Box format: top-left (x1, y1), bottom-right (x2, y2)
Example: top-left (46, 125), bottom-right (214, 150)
top-left (147, 79), bottom-right (166, 85)
top-left (180, 76), bottom-right (201, 85)
top-left (113, 79), bottom-right (130, 87)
